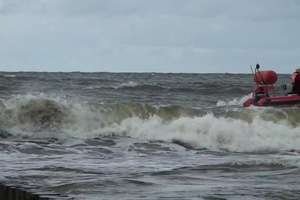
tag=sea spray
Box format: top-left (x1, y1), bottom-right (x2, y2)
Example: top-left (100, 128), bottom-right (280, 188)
top-left (1, 93), bottom-right (300, 152)
top-left (98, 114), bottom-right (300, 152)
top-left (216, 94), bottom-right (252, 106)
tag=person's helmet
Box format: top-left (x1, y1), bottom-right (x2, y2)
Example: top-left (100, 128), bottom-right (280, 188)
top-left (296, 68), bottom-right (300, 73)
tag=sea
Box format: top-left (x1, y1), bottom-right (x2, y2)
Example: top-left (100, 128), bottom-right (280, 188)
top-left (0, 72), bottom-right (300, 200)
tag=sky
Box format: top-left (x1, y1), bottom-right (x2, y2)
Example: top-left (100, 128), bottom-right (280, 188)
top-left (0, 0), bottom-right (299, 73)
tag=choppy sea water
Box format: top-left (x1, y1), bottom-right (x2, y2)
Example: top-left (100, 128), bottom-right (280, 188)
top-left (1, 72), bottom-right (300, 200)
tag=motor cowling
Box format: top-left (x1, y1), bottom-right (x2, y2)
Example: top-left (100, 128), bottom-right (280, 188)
top-left (254, 70), bottom-right (278, 85)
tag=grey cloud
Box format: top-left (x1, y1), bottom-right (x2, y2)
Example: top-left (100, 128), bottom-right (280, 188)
top-left (1, 0), bottom-right (300, 19)
top-left (0, 0), bottom-right (299, 72)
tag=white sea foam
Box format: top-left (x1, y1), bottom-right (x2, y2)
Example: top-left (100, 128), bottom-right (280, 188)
top-left (2, 74), bottom-right (16, 78)
top-left (2, 94), bottom-right (300, 153)
top-left (114, 81), bottom-right (139, 89)
top-left (96, 114), bottom-right (300, 152)
top-left (216, 94), bottom-right (252, 107)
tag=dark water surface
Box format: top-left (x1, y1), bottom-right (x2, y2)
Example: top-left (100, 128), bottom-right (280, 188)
top-left (1, 72), bottom-right (300, 200)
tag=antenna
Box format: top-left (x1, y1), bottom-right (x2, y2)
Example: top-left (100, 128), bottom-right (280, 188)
top-left (250, 65), bottom-right (254, 75)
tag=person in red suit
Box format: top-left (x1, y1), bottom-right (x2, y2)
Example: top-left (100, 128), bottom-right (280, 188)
top-left (291, 68), bottom-right (300, 94)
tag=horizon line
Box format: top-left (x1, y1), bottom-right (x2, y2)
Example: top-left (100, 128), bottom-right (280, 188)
top-left (0, 70), bottom-right (290, 75)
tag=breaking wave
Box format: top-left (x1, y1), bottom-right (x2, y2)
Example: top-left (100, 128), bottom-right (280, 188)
top-left (84, 80), bottom-right (250, 94)
top-left (115, 81), bottom-right (139, 89)
top-left (100, 114), bottom-right (300, 153)
top-left (114, 81), bottom-right (166, 91)
top-left (216, 94), bottom-right (252, 106)
top-left (1, 74), bottom-right (16, 78)
top-left (85, 81), bottom-right (166, 91)
top-left (1, 94), bottom-right (300, 153)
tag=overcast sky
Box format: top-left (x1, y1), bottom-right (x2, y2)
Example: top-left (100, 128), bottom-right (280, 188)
top-left (0, 0), bottom-right (299, 73)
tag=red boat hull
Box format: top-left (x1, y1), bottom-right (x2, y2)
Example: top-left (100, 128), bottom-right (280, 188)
top-left (243, 94), bottom-right (300, 107)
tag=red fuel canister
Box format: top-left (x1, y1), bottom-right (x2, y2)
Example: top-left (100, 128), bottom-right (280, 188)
top-left (254, 71), bottom-right (278, 85)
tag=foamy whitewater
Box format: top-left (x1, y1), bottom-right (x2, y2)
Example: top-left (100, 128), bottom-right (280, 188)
top-left (1, 72), bottom-right (300, 199)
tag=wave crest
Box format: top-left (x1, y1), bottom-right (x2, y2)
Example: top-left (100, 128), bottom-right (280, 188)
top-left (1, 94), bottom-right (300, 153)
top-left (99, 114), bottom-right (300, 152)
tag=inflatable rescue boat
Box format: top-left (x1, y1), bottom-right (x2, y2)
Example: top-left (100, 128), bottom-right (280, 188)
top-left (243, 65), bottom-right (300, 107)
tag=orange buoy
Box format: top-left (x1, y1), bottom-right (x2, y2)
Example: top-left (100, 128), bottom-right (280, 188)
top-left (254, 70), bottom-right (278, 85)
